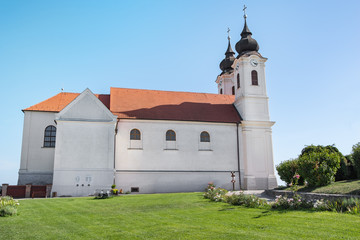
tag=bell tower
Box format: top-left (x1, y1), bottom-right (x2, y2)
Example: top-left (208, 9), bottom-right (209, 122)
top-left (216, 28), bottom-right (236, 95)
top-left (232, 6), bottom-right (277, 190)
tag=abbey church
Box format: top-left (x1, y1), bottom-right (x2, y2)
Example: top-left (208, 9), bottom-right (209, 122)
top-left (18, 12), bottom-right (277, 196)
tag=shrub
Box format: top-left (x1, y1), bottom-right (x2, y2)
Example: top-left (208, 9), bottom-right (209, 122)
top-left (298, 145), bottom-right (341, 187)
top-left (0, 196), bottom-right (19, 217)
top-left (351, 142), bottom-right (360, 178)
top-left (326, 198), bottom-right (360, 214)
top-left (276, 159), bottom-right (302, 185)
top-left (203, 183), bottom-right (228, 202)
top-left (225, 192), bottom-right (268, 208)
top-left (272, 194), bottom-right (313, 210)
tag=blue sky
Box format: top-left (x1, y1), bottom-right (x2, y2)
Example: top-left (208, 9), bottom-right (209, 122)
top-left (0, 0), bottom-right (359, 185)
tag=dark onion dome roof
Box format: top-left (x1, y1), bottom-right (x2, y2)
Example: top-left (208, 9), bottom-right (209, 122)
top-left (219, 38), bottom-right (235, 75)
top-left (235, 17), bottom-right (260, 57)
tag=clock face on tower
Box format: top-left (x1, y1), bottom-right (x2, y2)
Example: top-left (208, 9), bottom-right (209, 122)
top-left (250, 59), bottom-right (258, 67)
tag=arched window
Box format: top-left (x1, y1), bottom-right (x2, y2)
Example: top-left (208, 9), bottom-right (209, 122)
top-left (130, 129), bottom-right (141, 140)
top-left (166, 130), bottom-right (176, 141)
top-left (237, 73), bottom-right (240, 88)
top-left (251, 70), bottom-right (258, 85)
top-left (220, 89), bottom-right (223, 94)
top-left (44, 125), bottom-right (56, 147)
top-left (232, 86), bottom-right (235, 95)
top-left (200, 131), bottom-right (210, 142)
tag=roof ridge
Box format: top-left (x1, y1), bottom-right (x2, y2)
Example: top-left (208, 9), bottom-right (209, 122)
top-left (110, 87), bottom-right (224, 96)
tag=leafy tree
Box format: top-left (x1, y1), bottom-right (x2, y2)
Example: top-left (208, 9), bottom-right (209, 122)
top-left (276, 159), bottom-right (304, 185)
top-left (298, 145), bottom-right (341, 187)
top-left (351, 142), bottom-right (360, 178)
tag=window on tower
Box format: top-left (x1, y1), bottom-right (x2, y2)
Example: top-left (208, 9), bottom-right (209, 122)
top-left (44, 125), bottom-right (56, 147)
top-left (232, 86), bottom-right (235, 95)
top-left (251, 70), bottom-right (258, 85)
top-left (237, 73), bottom-right (240, 88)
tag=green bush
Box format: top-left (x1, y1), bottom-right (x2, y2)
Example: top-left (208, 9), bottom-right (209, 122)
top-left (335, 155), bottom-right (358, 181)
top-left (272, 194), bottom-right (312, 210)
top-left (335, 157), bottom-right (349, 181)
top-left (0, 196), bottom-right (19, 217)
top-left (298, 145), bottom-right (341, 187)
top-left (225, 192), bottom-right (268, 208)
top-left (326, 198), bottom-right (360, 214)
top-left (351, 142), bottom-right (360, 178)
top-left (276, 158), bottom-right (304, 185)
top-left (203, 183), bottom-right (228, 202)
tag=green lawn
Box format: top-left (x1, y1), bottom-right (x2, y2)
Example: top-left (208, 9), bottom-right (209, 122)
top-left (1, 192), bottom-right (360, 239)
top-left (281, 179), bottom-right (360, 195)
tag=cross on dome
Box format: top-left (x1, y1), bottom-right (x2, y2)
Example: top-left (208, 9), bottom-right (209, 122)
top-left (243, 5), bottom-right (247, 19)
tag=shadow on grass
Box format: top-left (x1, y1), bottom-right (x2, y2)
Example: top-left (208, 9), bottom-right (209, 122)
top-left (252, 208), bottom-right (319, 219)
top-left (218, 206), bottom-right (236, 211)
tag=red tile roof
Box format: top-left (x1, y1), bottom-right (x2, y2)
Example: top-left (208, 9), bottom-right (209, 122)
top-left (24, 88), bottom-right (241, 123)
top-left (110, 87), bottom-right (241, 123)
top-left (24, 92), bottom-right (110, 112)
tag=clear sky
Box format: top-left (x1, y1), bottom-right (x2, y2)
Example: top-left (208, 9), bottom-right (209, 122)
top-left (0, 0), bottom-right (359, 185)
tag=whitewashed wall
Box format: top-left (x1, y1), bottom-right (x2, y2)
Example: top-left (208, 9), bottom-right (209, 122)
top-left (115, 119), bottom-right (242, 193)
top-left (18, 111), bottom-right (56, 185)
top-left (51, 89), bottom-right (117, 197)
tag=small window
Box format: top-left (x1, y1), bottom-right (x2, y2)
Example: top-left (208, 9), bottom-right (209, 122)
top-left (131, 187), bottom-right (139, 193)
top-left (232, 86), bottom-right (235, 95)
top-left (251, 70), bottom-right (258, 85)
top-left (44, 125), bottom-right (56, 147)
top-left (200, 131), bottom-right (210, 142)
top-left (237, 73), bottom-right (240, 88)
top-left (166, 130), bottom-right (176, 141)
top-left (220, 89), bottom-right (223, 94)
top-left (130, 129), bottom-right (141, 140)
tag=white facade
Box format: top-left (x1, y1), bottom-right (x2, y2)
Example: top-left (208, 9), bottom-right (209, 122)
top-left (51, 89), bottom-right (117, 197)
top-left (18, 111), bottom-right (56, 185)
top-left (115, 119), bottom-right (243, 193)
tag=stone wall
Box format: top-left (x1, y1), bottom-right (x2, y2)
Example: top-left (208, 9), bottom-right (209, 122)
top-left (265, 189), bottom-right (360, 201)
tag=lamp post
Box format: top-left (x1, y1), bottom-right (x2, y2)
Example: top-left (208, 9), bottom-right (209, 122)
top-left (231, 172), bottom-right (236, 191)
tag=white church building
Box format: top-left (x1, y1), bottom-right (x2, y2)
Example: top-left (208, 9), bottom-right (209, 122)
top-left (18, 13), bottom-right (277, 196)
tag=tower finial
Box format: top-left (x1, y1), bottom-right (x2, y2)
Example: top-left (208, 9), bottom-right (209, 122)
top-left (227, 27), bottom-right (231, 41)
top-left (243, 5), bottom-right (247, 19)
top-left (235, 4), bottom-right (260, 56)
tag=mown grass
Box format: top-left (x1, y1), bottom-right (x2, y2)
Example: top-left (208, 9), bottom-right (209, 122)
top-left (1, 192), bottom-right (360, 239)
top-left (280, 179), bottom-right (360, 195)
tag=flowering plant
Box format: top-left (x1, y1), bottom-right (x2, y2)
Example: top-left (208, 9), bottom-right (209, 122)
top-left (0, 196), bottom-right (19, 217)
top-left (203, 183), bottom-right (228, 202)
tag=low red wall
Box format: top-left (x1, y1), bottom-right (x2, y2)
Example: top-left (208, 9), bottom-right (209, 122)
top-left (6, 185), bottom-right (26, 198)
top-left (30, 185), bottom-right (47, 198)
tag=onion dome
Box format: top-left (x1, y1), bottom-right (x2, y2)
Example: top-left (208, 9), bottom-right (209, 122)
top-left (235, 11), bottom-right (260, 56)
top-left (219, 32), bottom-right (235, 75)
